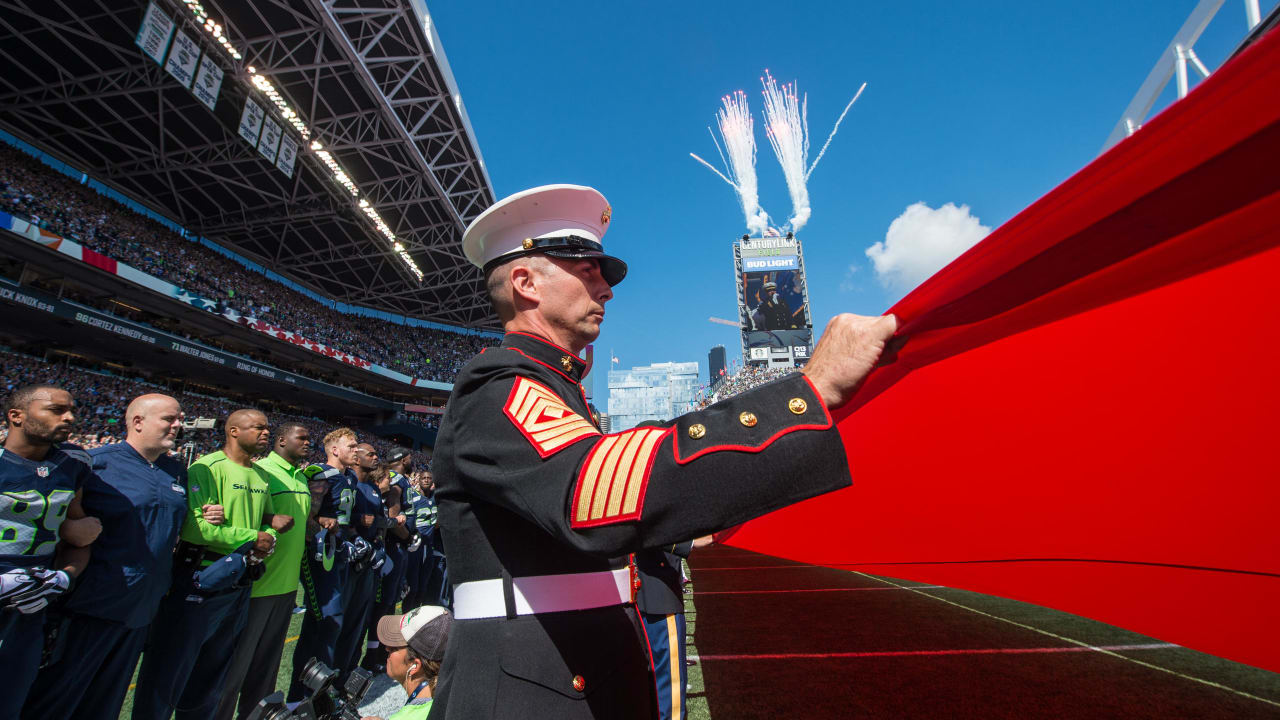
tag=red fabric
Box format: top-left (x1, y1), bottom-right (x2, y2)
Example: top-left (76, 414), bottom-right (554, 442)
top-left (80, 247), bottom-right (117, 274)
top-left (720, 26), bottom-right (1280, 672)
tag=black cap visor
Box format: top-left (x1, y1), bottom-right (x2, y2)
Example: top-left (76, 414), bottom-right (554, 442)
top-left (482, 234), bottom-right (628, 286)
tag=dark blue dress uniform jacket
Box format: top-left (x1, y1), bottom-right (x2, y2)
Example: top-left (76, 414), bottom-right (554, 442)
top-left (63, 442), bottom-right (188, 628)
top-left (430, 331), bottom-right (852, 719)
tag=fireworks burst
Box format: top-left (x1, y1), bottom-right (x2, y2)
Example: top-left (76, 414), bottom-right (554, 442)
top-left (690, 90), bottom-right (770, 236)
top-left (760, 71), bottom-right (811, 232)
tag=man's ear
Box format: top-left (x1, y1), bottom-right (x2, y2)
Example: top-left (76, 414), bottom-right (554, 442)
top-left (510, 262), bottom-right (539, 306)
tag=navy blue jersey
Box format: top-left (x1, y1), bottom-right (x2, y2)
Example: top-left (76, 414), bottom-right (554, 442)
top-left (352, 479), bottom-right (385, 541)
top-left (304, 463), bottom-right (356, 526)
top-left (0, 444), bottom-right (93, 571)
top-left (404, 486), bottom-right (437, 540)
top-left (63, 442), bottom-right (189, 627)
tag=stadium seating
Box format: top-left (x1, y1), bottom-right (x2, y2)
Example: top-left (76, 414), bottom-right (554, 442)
top-left (0, 143), bottom-right (494, 384)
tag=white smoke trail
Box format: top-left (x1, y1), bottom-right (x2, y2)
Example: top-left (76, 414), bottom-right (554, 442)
top-left (760, 71), bottom-right (811, 232)
top-left (690, 91), bottom-right (769, 236)
top-left (807, 82), bottom-right (866, 180)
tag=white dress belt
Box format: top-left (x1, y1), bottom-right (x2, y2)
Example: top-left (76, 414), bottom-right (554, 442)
top-left (453, 567), bottom-right (632, 620)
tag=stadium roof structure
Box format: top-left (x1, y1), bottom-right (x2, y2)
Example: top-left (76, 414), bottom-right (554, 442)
top-left (0, 0), bottom-right (499, 327)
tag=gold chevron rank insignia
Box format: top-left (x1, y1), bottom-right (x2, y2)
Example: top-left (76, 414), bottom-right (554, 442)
top-left (570, 426), bottom-right (668, 528)
top-left (504, 377), bottom-right (600, 458)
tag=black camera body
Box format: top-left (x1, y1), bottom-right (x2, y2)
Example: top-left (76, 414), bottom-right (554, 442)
top-left (246, 658), bottom-right (373, 720)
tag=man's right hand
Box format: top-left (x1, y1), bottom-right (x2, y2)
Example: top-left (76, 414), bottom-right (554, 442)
top-left (802, 313), bottom-right (898, 410)
top-left (253, 531), bottom-right (276, 558)
top-left (317, 516), bottom-right (338, 531)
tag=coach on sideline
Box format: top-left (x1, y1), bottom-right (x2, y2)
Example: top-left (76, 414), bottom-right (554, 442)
top-left (22, 394), bottom-right (218, 720)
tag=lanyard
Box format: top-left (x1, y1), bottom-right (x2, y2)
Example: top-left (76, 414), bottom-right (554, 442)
top-left (407, 680), bottom-right (431, 705)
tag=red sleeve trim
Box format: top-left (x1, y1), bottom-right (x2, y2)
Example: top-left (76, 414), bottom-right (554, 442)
top-left (673, 374), bottom-right (833, 465)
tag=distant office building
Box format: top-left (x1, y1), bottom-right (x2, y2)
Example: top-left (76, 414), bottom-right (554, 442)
top-left (708, 345), bottom-right (727, 388)
top-left (608, 361), bottom-right (700, 432)
top-left (598, 412), bottom-right (611, 434)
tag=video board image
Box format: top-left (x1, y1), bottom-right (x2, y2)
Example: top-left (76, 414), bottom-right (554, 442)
top-left (742, 268), bottom-right (808, 331)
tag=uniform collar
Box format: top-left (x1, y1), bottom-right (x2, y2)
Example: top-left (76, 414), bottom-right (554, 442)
top-left (263, 451), bottom-right (298, 472)
top-left (502, 331), bottom-right (588, 382)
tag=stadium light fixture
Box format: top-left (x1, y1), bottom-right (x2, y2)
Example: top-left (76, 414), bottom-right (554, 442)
top-left (181, 0), bottom-right (242, 60)
top-left (247, 68), bottom-right (310, 139)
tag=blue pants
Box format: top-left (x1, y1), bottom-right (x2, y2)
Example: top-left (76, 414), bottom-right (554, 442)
top-left (132, 575), bottom-right (250, 720)
top-left (335, 564), bottom-right (377, 675)
top-left (362, 542), bottom-right (408, 667)
top-left (642, 612), bottom-right (688, 720)
top-left (423, 551), bottom-right (451, 608)
top-left (402, 544), bottom-right (426, 611)
top-left (23, 614), bottom-right (146, 720)
top-left (0, 609), bottom-right (45, 717)
top-left (288, 550), bottom-right (349, 701)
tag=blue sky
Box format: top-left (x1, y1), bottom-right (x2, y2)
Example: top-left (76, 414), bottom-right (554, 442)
top-left (427, 0), bottom-right (1273, 404)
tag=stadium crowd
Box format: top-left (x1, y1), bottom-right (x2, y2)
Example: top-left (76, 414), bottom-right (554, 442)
top-left (1, 377), bottom-right (449, 720)
top-left (698, 363), bottom-right (795, 408)
top-left (0, 143), bottom-right (495, 383)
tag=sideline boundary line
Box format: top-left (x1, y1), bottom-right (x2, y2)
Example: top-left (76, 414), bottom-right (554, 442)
top-left (854, 572), bottom-right (1280, 709)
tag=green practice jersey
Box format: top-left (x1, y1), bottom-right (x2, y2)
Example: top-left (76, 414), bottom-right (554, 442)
top-left (180, 450), bottom-right (275, 555)
top-left (252, 452), bottom-right (311, 597)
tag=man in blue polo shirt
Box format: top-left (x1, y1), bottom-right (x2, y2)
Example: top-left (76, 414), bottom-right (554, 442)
top-left (22, 393), bottom-right (219, 720)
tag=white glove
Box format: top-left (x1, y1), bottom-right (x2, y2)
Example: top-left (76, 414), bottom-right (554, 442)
top-left (406, 535), bottom-right (423, 553)
top-left (7, 569), bottom-right (71, 614)
top-left (0, 568), bottom-right (41, 604)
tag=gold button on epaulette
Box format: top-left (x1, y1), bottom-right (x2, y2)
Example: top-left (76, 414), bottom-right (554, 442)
top-left (687, 423), bottom-right (706, 439)
top-left (788, 397), bottom-right (807, 415)
top-left (572, 674), bottom-right (586, 692)
top-left (739, 411), bottom-right (758, 427)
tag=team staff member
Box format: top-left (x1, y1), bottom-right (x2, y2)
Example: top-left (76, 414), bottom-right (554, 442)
top-left (133, 409), bottom-right (293, 720)
top-left (362, 447), bottom-right (412, 671)
top-left (214, 422), bottom-right (313, 720)
top-left (22, 394), bottom-right (219, 720)
top-left (336, 442), bottom-right (385, 674)
top-left (288, 427), bottom-right (358, 702)
top-left (635, 537), bottom-right (712, 720)
top-left (431, 185), bottom-right (896, 718)
top-left (0, 385), bottom-right (100, 717)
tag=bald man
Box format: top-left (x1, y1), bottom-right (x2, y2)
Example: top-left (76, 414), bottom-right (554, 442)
top-left (133, 408), bottom-right (292, 720)
top-left (22, 394), bottom-right (212, 720)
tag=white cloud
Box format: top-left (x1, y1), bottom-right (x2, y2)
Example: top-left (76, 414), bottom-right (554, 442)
top-left (839, 263), bottom-right (858, 292)
top-left (866, 202), bottom-right (990, 292)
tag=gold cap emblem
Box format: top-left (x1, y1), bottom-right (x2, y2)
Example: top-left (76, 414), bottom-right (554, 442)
top-left (601, 205), bottom-right (611, 224)
top-left (739, 411), bottom-right (758, 427)
top-left (560, 355), bottom-right (574, 372)
top-left (522, 238), bottom-right (534, 250)
top-left (687, 423), bottom-right (706, 439)
top-left (788, 398), bottom-right (808, 415)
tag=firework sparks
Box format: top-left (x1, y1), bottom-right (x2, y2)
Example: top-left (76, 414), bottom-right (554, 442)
top-left (760, 70), bottom-right (811, 232)
top-left (690, 90), bottom-right (769, 235)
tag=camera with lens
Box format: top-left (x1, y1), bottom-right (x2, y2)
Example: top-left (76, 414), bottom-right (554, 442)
top-left (246, 658), bottom-right (372, 720)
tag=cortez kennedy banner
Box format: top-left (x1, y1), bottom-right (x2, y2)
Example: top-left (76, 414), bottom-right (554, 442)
top-left (0, 214), bottom-right (451, 392)
top-left (0, 277), bottom-right (395, 409)
top-left (718, 27), bottom-right (1280, 672)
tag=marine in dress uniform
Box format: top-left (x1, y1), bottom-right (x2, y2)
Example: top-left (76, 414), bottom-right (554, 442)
top-left (634, 541), bottom-right (698, 720)
top-left (23, 394), bottom-right (191, 720)
top-left (431, 185), bottom-right (893, 719)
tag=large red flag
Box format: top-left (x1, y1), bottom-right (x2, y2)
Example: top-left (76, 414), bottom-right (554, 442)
top-left (721, 25), bottom-right (1280, 672)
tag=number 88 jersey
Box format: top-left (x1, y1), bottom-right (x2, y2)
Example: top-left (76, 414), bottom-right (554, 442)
top-left (0, 445), bottom-right (91, 570)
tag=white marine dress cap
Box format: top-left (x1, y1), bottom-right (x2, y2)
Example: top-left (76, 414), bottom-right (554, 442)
top-left (461, 184), bottom-right (627, 286)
